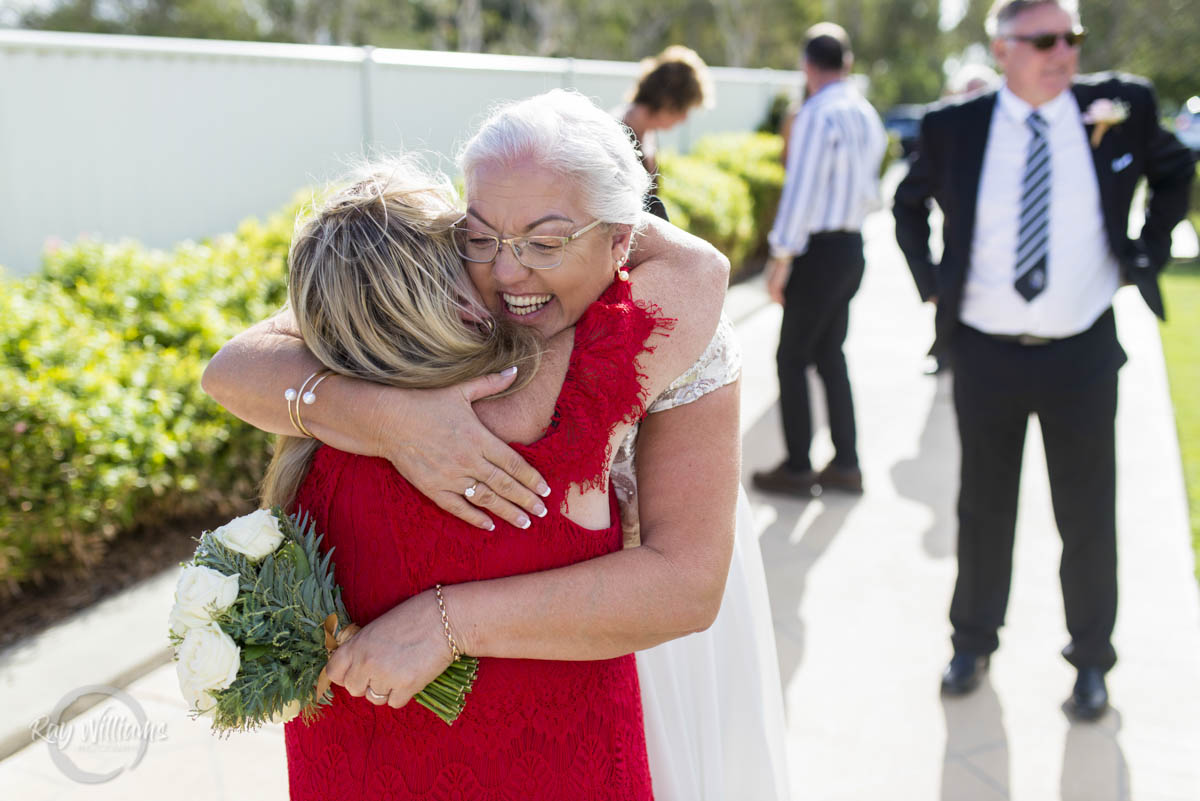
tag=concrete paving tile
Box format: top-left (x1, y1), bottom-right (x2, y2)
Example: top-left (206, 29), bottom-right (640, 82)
top-left (941, 757), bottom-right (1010, 801)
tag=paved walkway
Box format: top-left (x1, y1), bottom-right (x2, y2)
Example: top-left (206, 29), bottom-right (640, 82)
top-left (741, 203), bottom-right (1200, 800)
top-left (3, 198), bottom-right (1199, 800)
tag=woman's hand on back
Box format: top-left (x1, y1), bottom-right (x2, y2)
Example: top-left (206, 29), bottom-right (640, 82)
top-left (202, 312), bottom-right (550, 530)
top-left (370, 371), bottom-right (551, 531)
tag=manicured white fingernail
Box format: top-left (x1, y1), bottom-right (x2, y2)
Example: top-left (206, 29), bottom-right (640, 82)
top-left (533, 503), bottom-right (547, 517)
top-left (517, 515), bottom-right (531, 529)
top-left (482, 520), bottom-right (495, 531)
top-left (500, 366), bottom-right (518, 377)
top-left (537, 482), bottom-right (551, 497)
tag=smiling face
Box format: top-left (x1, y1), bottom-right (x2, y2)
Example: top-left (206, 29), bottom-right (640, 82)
top-left (463, 159), bottom-right (631, 339)
top-left (992, 2), bottom-right (1080, 107)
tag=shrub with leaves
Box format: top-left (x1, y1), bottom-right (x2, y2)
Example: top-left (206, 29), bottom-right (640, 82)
top-left (656, 152), bottom-right (757, 274)
top-left (689, 133), bottom-right (787, 258)
top-left (0, 196), bottom-right (311, 595)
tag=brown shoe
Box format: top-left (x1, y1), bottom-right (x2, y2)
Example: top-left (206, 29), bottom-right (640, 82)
top-left (816, 463), bottom-right (863, 494)
top-left (751, 463), bottom-right (818, 498)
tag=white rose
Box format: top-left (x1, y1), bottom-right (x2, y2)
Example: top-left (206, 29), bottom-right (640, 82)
top-left (175, 622), bottom-right (241, 717)
top-left (168, 566), bottom-right (240, 636)
top-left (212, 509), bottom-right (285, 561)
top-left (268, 700), bottom-right (303, 725)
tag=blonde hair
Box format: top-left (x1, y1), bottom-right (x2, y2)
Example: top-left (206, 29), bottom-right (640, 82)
top-left (260, 157), bottom-right (544, 509)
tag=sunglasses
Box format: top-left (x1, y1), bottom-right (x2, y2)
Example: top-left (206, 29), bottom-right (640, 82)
top-left (1005, 27), bottom-right (1087, 50)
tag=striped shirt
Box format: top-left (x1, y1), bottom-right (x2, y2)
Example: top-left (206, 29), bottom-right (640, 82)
top-left (768, 80), bottom-right (888, 258)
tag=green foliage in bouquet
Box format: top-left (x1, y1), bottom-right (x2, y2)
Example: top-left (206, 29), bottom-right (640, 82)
top-left (171, 509), bottom-right (478, 732)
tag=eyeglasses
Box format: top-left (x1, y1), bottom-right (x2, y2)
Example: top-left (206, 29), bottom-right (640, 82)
top-left (450, 217), bottom-right (604, 270)
top-left (1004, 27), bottom-right (1087, 51)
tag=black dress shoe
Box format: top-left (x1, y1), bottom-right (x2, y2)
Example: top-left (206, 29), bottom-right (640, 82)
top-left (751, 463), bottom-right (818, 498)
top-left (941, 652), bottom-right (989, 695)
top-left (1069, 667), bottom-right (1109, 721)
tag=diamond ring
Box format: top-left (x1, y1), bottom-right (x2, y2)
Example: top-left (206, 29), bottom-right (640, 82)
top-left (464, 482), bottom-right (479, 499)
top-left (366, 686), bottom-right (388, 702)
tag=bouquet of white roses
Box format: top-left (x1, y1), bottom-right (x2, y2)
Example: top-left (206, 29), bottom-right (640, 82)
top-left (167, 508), bottom-right (478, 733)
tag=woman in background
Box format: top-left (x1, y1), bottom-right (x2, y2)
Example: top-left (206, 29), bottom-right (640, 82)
top-left (615, 44), bottom-right (715, 177)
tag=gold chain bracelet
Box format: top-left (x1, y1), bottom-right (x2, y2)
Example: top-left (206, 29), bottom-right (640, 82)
top-left (434, 583), bottom-right (462, 662)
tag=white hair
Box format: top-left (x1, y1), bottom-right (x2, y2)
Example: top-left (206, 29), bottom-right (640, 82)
top-left (457, 89), bottom-right (651, 228)
top-left (985, 0), bottom-right (1080, 38)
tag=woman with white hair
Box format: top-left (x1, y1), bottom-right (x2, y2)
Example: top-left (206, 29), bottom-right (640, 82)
top-left (204, 89), bottom-right (787, 800)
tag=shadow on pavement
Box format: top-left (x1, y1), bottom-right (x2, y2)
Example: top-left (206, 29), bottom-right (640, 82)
top-left (891, 372), bottom-right (959, 559)
top-left (938, 682), bottom-right (1130, 800)
top-left (742, 401), bottom-right (861, 699)
top-left (940, 680), bottom-right (1010, 800)
top-left (1061, 708), bottom-right (1130, 801)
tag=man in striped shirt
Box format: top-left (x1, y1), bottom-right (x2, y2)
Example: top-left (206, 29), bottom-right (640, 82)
top-left (752, 22), bottom-right (887, 498)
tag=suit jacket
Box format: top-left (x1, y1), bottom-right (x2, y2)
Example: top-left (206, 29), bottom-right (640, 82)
top-left (893, 72), bottom-right (1195, 353)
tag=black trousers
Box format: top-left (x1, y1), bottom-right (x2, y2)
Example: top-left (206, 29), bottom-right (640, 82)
top-left (948, 308), bottom-right (1127, 671)
top-left (776, 232), bottom-right (865, 472)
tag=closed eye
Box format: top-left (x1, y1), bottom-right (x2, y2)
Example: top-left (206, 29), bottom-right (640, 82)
top-left (524, 238), bottom-right (565, 253)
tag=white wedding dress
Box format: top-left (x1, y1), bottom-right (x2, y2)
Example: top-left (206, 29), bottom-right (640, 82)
top-left (612, 314), bottom-right (790, 801)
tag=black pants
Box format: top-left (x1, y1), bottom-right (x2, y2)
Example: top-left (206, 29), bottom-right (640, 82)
top-left (776, 232), bottom-right (865, 472)
top-left (948, 309), bottom-right (1127, 671)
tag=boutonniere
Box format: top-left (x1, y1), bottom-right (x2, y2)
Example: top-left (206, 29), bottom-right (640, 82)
top-left (1081, 98), bottom-right (1130, 148)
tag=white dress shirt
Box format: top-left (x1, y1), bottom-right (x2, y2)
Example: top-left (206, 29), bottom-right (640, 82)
top-left (960, 84), bottom-right (1119, 338)
top-left (768, 80), bottom-right (887, 258)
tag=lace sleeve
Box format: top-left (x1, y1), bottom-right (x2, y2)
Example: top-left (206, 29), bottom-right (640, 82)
top-left (612, 313), bottom-right (741, 546)
top-left (647, 313), bottom-right (742, 414)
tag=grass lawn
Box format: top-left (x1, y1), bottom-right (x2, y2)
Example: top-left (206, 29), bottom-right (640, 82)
top-left (1160, 246), bottom-right (1200, 582)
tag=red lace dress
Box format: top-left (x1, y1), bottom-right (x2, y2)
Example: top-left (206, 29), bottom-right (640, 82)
top-left (284, 279), bottom-right (669, 801)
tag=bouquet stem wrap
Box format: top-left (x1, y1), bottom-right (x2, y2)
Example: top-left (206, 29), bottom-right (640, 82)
top-left (314, 613), bottom-right (361, 703)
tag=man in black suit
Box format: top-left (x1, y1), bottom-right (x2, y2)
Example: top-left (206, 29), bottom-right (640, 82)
top-left (894, 0), bottom-right (1194, 720)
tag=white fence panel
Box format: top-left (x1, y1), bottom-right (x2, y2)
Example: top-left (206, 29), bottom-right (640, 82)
top-left (0, 30), bottom-right (801, 276)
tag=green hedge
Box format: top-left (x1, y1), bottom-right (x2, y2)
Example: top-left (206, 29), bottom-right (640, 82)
top-left (0, 195), bottom-right (307, 595)
top-left (688, 133), bottom-right (787, 260)
top-left (657, 152), bottom-right (758, 274)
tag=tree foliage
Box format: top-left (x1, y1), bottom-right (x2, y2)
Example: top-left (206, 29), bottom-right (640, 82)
top-left (15, 0), bottom-right (1200, 109)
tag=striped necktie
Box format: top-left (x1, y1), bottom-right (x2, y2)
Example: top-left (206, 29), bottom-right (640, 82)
top-left (1015, 110), bottom-right (1051, 301)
